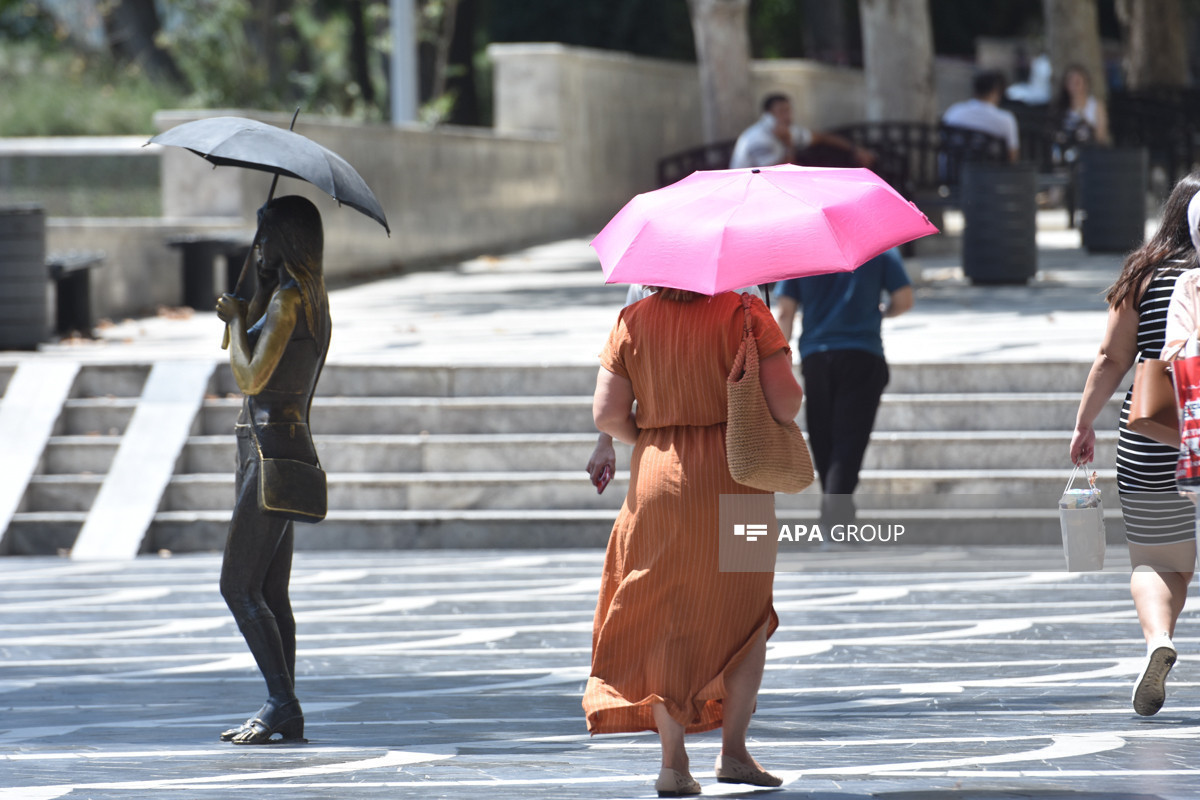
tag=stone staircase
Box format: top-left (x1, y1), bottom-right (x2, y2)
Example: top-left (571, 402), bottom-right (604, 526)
top-left (0, 360), bottom-right (1126, 556)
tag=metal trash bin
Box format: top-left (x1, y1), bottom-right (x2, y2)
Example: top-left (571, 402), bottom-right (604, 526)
top-left (0, 204), bottom-right (50, 350)
top-left (961, 161), bottom-right (1038, 285)
top-left (1079, 146), bottom-right (1148, 253)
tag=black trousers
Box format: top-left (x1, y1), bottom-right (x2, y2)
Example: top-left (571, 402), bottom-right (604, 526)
top-left (800, 349), bottom-right (890, 525)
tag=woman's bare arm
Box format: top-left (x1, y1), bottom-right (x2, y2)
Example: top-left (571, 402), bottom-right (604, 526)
top-left (593, 367), bottom-right (638, 445)
top-left (760, 350), bottom-right (803, 424)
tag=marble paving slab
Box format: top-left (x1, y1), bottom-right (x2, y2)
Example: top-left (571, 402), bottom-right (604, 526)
top-left (1, 549), bottom-right (1197, 799)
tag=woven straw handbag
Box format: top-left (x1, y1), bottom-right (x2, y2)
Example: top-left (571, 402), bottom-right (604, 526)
top-left (725, 293), bottom-right (814, 494)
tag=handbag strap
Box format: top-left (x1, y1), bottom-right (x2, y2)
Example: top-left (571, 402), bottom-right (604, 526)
top-left (1066, 464), bottom-right (1097, 492)
top-left (1065, 463), bottom-right (1082, 492)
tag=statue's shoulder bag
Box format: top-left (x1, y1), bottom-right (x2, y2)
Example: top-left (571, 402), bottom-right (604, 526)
top-left (249, 420), bottom-right (327, 523)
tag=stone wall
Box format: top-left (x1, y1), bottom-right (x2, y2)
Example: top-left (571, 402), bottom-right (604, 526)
top-left (43, 45), bottom-right (978, 320)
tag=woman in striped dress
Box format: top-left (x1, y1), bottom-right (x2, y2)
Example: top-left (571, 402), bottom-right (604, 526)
top-left (1071, 172), bottom-right (1200, 717)
top-left (588, 288), bottom-right (803, 796)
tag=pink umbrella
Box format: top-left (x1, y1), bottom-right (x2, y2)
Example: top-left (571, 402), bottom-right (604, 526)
top-left (591, 164), bottom-right (939, 295)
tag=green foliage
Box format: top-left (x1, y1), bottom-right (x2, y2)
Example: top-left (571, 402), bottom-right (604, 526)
top-left (0, 0), bottom-right (58, 44)
top-left (0, 41), bottom-right (185, 136)
top-left (156, 0), bottom-right (267, 108)
top-left (156, 0), bottom-right (387, 121)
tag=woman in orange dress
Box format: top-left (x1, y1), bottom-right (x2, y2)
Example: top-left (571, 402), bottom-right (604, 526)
top-left (586, 288), bottom-right (803, 797)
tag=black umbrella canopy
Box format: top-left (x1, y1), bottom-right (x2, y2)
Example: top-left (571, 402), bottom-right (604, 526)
top-left (150, 116), bottom-right (390, 234)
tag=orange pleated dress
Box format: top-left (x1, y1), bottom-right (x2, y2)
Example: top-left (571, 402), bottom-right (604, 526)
top-left (583, 290), bottom-right (789, 735)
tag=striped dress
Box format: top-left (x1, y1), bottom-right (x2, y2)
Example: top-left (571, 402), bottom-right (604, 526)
top-left (1118, 262), bottom-right (1195, 545)
top-left (583, 291), bottom-right (788, 735)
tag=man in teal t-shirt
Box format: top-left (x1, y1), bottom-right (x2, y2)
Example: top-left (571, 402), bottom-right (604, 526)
top-left (774, 248), bottom-right (913, 529)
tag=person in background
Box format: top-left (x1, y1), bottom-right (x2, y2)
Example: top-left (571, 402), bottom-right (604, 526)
top-left (1054, 63), bottom-right (1111, 163)
top-left (774, 248), bottom-right (912, 530)
top-left (586, 287), bottom-right (802, 796)
top-left (1071, 173), bottom-right (1200, 717)
top-left (942, 71), bottom-right (1021, 162)
top-left (730, 93), bottom-right (873, 170)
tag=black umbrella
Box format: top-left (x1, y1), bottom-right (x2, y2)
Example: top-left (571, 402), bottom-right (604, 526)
top-left (150, 112), bottom-right (389, 346)
top-left (149, 113), bottom-right (390, 234)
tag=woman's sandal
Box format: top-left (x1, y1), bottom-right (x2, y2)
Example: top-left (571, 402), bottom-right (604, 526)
top-left (227, 699), bottom-right (307, 745)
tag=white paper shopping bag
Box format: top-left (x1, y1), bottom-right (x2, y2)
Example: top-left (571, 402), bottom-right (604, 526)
top-left (1059, 465), bottom-right (1105, 572)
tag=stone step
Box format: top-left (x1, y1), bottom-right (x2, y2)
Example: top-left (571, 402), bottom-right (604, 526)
top-left (22, 474), bottom-right (103, 512)
top-left (39, 428), bottom-right (1120, 482)
top-left (41, 436), bottom-right (121, 475)
top-left (156, 468), bottom-right (1122, 512)
top-left (207, 363), bottom-right (604, 399)
top-left (197, 361), bottom-right (1109, 398)
top-left (0, 361), bottom-right (1122, 404)
top-left (3, 484), bottom-right (1132, 556)
top-left (197, 396), bottom-right (597, 435)
top-left (68, 364), bottom-right (151, 398)
top-left (175, 430), bottom-right (1117, 474)
top-left (57, 398), bottom-right (136, 436)
top-left (3, 511), bottom-right (86, 555)
top-left (190, 392), bottom-right (1123, 436)
top-left (136, 507), bottom-right (1127, 554)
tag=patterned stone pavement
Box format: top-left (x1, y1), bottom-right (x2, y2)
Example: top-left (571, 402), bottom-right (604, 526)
top-left (2, 550), bottom-right (1198, 800)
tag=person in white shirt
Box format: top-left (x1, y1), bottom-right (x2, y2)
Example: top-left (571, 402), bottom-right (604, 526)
top-left (730, 93), bottom-right (872, 169)
top-left (942, 71), bottom-right (1020, 162)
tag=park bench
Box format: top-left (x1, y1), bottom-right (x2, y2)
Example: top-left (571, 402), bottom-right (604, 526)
top-left (167, 233), bottom-right (253, 310)
top-left (46, 250), bottom-right (105, 335)
top-left (827, 121), bottom-right (1009, 207)
top-left (655, 122), bottom-right (1012, 218)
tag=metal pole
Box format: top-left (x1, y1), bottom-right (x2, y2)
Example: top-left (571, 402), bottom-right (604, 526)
top-left (390, 0), bottom-right (418, 124)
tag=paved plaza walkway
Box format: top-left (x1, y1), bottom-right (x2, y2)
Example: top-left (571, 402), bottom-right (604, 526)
top-left (2, 550), bottom-right (1199, 799)
top-left (2, 209), bottom-right (1125, 369)
top-left (5, 212), bottom-right (1198, 798)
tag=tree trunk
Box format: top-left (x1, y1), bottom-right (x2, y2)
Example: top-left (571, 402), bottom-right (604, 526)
top-left (686, 0), bottom-right (754, 144)
top-left (348, 0), bottom-right (377, 106)
top-left (100, 0), bottom-right (185, 86)
top-left (1043, 0), bottom-right (1106, 102)
top-left (858, 0), bottom-right (935, 123)
top-left (1118, 0), bottom-right (1189, 89)
top-left (446, 0), bottom-right (480, 126)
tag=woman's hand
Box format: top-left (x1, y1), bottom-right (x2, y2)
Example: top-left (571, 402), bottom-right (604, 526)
top-left (586, 435), bottom-right (616, 492)
top-left (215, 293), bottom-right (248, 326)
top-left (1070, 424), bottom-right (1095, 466)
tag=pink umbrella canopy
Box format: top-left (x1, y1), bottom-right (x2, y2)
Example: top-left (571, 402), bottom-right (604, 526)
top-left (591, 164), bottom-right (939, 295)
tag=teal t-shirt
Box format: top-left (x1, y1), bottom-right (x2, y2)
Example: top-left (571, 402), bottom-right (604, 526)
top-left (774, 248), bottom-right (910, 360)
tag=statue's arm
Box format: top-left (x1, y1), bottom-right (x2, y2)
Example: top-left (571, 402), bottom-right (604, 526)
top-left (221, 288), bottom-right (300, 396)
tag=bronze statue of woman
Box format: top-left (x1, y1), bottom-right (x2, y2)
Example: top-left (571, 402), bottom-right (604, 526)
top-left (213, 195), bottom-right (331, 745)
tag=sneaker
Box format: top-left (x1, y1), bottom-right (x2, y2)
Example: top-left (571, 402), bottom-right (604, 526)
top-left (1132, 633), bottom-right (1177, 716)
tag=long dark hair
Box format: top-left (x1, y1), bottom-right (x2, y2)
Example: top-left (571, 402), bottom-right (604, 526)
top-left (1106, 171), bottom-right (1200, 308)
top-left (260, 195), bottom-right (330, 347)
top-left (1055, 63), bottom-right (1089, 116)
